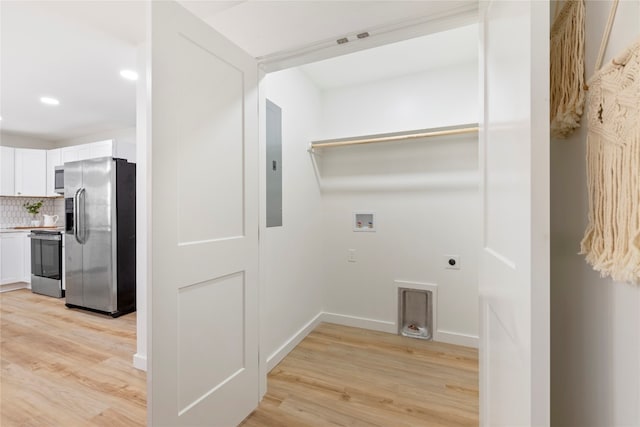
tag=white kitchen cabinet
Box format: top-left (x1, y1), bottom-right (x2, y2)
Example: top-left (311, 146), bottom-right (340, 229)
top-left (61, 146), bottom-right (79, 163)
top-left (88, 140), bottom-right (113, 159)
top-left (1, 233), bottom-right (25, 285)
top-left (76, 144), bottom-right (94, 161)
top-left (14, 148), bottom-right (47, 196)
top-left (0, 146), bottom-right (16, 196)
top-left (2, 139), bottom-right (134, 199)
top-left (60, 140), bottom-right (136, 165)
top-left (46, 148), bottom-right (62, 196)
top-left (62, 140), bottom-right (111, 163)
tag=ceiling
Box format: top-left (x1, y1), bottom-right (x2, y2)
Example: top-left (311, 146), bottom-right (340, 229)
top-left (0, 1), bottom-right (477, 141)
top-left (0, 1), bottom-right (140, 141)
top-left (299, 23), bottom-right (478, 90)
top-left (180, 1), bottom-right (476, 59)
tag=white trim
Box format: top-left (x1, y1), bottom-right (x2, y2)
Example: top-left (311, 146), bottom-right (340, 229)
top-left (0, 282), bottom-right (29, 293)
top-left (257, 68), bottom-right (268, 399)
top-left (436, 330), bottom-right (479, 348)
top-left (263, 311), bottom-right (478, 376)
top-left (259, 4), bottom-right (479, 73)
top-left (133, 353), bottom-right (147, 371)
top-left (266, 312), bottom-right (323, 371)
top-left (321, 312), bottom-right (396, 334)
top-left (135, 42), bottom-right (149, 374)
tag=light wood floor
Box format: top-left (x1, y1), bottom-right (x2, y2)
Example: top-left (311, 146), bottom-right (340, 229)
top-left (0, 289), bottom-right (146, 427)
top-left (241, 322), bottom-right (478, 427)
top-left (1, 290), bottom-right (478, 427)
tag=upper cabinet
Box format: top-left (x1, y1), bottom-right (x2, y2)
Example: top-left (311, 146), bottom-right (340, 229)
top-left (2, 139), bottom-right (136, 198)
top-left (60, 139), bottom-right (136, 164)
top-left (87, 140), bottom-right (113, 159)
top-left (46, 149), bottom-right (62, 196)
top-left (14, 148), bottom-right (47, 197)
top-left (0, 147), bottom-right (16, 196)
top-left (61, 146), bottom-right (79, 164)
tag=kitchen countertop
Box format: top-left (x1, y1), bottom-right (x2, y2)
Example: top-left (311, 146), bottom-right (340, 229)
top-left (1, 227), bottom-right (64, 233)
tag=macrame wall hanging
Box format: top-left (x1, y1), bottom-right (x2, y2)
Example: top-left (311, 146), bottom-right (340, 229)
top-left (550, 0), bottom-right (586, 139)
top-left (580, 0), bottom-right (640, 284)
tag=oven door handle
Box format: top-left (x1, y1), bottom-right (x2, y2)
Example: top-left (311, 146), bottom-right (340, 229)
top-left (28, 234), bottom-right (61, 241)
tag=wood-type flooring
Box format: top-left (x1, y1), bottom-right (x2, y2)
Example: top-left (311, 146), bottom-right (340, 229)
top-left (242, 322), bottom-right (478, 427)
top-left (1, 290), bottom-right (478, 426)
top-left (0, 289), bottom-right (146, 426)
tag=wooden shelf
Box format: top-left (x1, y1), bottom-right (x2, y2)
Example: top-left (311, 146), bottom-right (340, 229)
top-left (309, 123), bottom-right (479, 151)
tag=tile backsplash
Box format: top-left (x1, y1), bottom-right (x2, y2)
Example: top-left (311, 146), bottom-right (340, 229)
top-left (0, 197), bottom-right (65, 228)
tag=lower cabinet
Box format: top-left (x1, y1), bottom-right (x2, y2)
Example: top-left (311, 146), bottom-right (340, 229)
top-left (23, 233), bottom-right (31, 284)
top-left (0, 232), bottom-right (31, 286)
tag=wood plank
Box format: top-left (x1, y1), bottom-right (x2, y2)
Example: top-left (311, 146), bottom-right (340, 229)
top-left (0, 289), bottom-right (146, 427)
top-left (242, 322), bottom-right (478, 426)
top-left (1, 290), bottom-right (478, 427)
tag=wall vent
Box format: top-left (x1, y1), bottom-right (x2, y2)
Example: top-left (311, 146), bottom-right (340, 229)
top-left (398, 287), bottom-right (433, 340)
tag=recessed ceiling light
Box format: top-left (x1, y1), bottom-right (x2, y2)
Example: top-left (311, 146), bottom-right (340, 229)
top-left (40, 97), bottom-right (60, 106)
top-left (120, 70), bottom-right (139, 81)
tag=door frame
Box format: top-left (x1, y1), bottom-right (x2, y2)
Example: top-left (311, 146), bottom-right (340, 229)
top-left (136, 2), bottom-right (551, 424)
top-left (477, 1), bottom-right (550, 424)
top-left (137, 0), bottom-right (481, 377)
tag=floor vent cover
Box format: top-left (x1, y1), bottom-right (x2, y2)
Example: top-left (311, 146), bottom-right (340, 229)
top-left (398, 287), bottom-right (433, 340)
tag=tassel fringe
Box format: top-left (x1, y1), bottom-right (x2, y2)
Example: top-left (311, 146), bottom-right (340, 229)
top-left (580, 38), bottom-right (640, 284)
top-left (550, 0), bottom-right (586, 139)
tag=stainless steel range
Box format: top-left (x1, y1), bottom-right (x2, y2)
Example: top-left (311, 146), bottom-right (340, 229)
top-left (28, 229), bottom-right (64, 298)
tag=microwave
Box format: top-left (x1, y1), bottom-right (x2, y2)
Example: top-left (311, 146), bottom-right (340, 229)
top-left (54, 166), bottom-right (64, 194)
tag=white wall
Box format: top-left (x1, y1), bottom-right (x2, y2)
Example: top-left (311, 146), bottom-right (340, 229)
top-left (320, 62), bottom-right (478, 139)
top-left (551, 1), bottom-right (640, 426)
top-left (0, 131), bottom-right (55, 149)
top-left (263, 57), bottom-right (479, 374)
top-left (317, 63), bottom-right (480, 344)
top-left (262, 68), bottom-right (325, 368)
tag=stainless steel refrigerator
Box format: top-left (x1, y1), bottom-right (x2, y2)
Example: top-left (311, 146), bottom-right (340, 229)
top-left (64, 157), bottom-right (136, 317)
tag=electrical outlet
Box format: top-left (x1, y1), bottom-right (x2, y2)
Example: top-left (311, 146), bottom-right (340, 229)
top-left (348, 249), bottom-right (356, 262)
top-left (444, 255), bottom-right (460, 270)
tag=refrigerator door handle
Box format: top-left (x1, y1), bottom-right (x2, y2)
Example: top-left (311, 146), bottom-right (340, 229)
top-left (73, 188), bottom-right (79, 243)
top-left (74, 188), bottom-right (85, 244)
top-left (79, 187), bottom-right (86, 243)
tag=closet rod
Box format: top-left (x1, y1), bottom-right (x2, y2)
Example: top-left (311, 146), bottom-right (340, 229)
top-left (310, 125), bottom-right (479, 150)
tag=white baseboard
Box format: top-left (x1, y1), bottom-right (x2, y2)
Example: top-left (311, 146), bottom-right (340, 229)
top-left (436, 330), bottom-right (479, 348)
top-left (321, 312), bottom-right (396, 334)
top-left (266, 312), bottom-right (323, 372)
top-left (321, 311), bottom-right (478, 348)
top-left (0, 282), bottom-right (29, 293)
top-left (133, 353), bottom-right (147, 371)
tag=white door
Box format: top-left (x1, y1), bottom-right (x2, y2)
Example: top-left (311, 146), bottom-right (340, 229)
top-left (479, 1), bottom-right (549, 426)
top-left (149, 1), bottom-right (260, 426)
